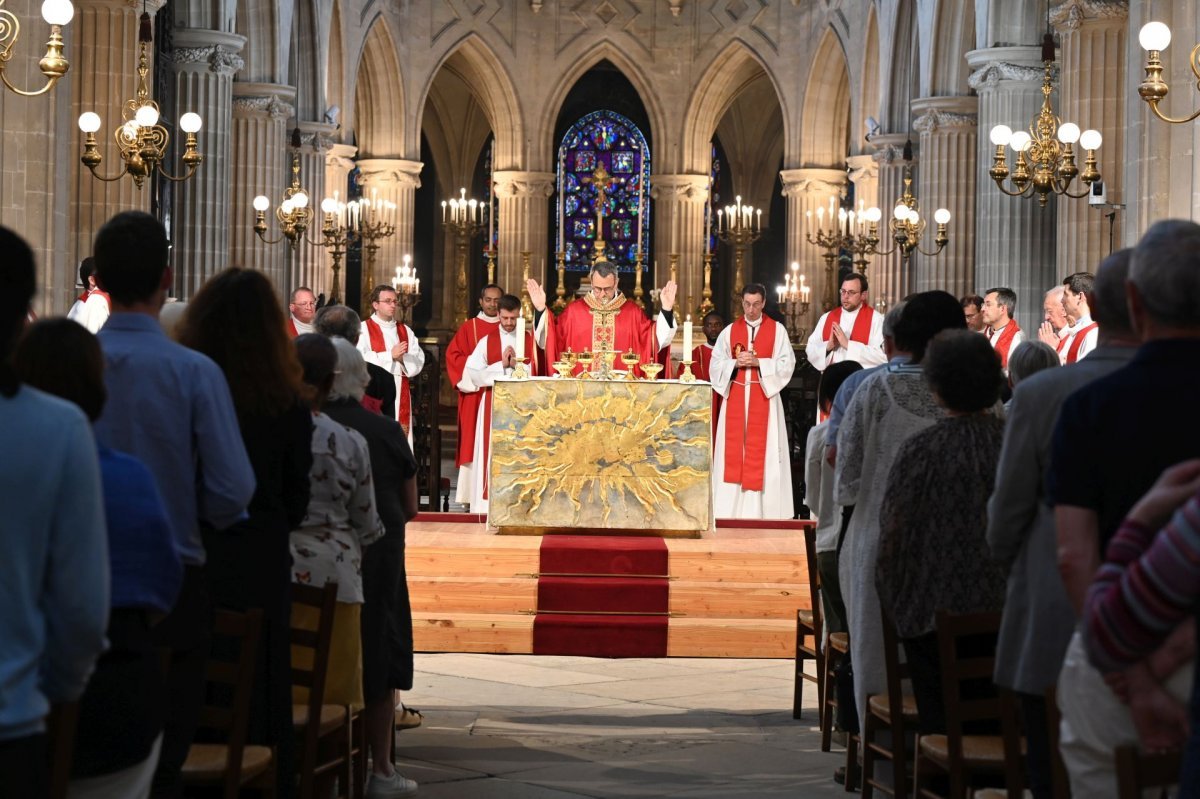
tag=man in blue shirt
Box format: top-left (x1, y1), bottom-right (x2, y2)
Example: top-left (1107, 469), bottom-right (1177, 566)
top-left (93, 211), bottom-right (255, 797)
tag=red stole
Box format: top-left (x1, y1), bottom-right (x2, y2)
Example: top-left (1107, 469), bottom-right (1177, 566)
top-left (692, 343), bottom-right (722, 442)
top-left (287, 318), bottom-right (299, 338)
top-left (1066, 322), bottom-right (1098, 364)
top-left (447, 317), bottom-right (500, 468)
top-left (80, 289), bottom-right (111, 309)
top-left (1055, 333), bottom-right (1068, 354)
top-left (365, 318), bottom-right (413, 433)
top-left (480, 329), bottom-right (539, 500)
top-left (723, 318), bottom-right (777, 492)
top-left (821, 306), bottom-right (874, 345)
top-left (990, 322), bottom-right (1022, 368)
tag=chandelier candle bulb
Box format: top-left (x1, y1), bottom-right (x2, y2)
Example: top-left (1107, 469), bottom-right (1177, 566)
top-left (1139, 21), bottom-right (1172, 52)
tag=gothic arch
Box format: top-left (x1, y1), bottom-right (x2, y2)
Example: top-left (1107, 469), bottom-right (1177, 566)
top-left (235, 0), bottom-right (290, 83)
top-left (420, 67), bottom-right (495, 197)
top-left (857, 5), bottom-right (881, 152)
top-left (800, 27), bottom-right (851, 168)
top-left (352, 15), bottom-right (405, 157)
top-left (921, 0), bottom-right (976, 96)
top-left (289, 0), bottom-right (325, 121)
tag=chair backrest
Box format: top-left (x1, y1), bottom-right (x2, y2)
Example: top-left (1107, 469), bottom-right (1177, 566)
top-left (934, 610), bottom-right (1002, 757)
top-left (1115, 744), bottom-right (1182, 799)
top-left (802, 525), bottom-right (822, 634)
top-left (198, 608), bottom-right (264, 795)
top-left (878, 604), bottom-right (910, 719)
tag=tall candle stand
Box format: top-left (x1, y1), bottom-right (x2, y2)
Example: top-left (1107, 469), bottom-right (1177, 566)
top-left (357, 202), bottom-right (396, 317)
top-left (485, 247), bottom-right (497, 285)
top-left (716, 196), bottom-right (763, 319)
top-left (697, 248), bottom-right (715, 318)
top-left (391, 255), bottom-right (421, 325)
top-left (519, 251), bottom-right (534, 323)
top-left (442, 189), bottom-right (486, 325)
top-left (552, 250), bottom-right (568, 313)
top-left (777, 261), bottom-right (813, 341)
top-left (804, 203), bottom-right (882, 310)
top-left (633, 251), bottom-right (645, 311)
top-left (316, 196), bottom-right (358, 306)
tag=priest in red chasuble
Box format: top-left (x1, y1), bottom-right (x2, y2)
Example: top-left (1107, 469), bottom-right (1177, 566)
top-left (527, 262), bottom-right (678, 376)
top-left (804, 272), bottom-right (886, 371)
top-left (446, 284), bottom-right (502, 508)
top-left (710, 284), bottom-right (796, 520)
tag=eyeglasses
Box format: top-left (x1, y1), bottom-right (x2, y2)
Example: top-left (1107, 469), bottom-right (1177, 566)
top-left (840, 289), bottom-right (861, 296)
top-left (292, 301), bottom-right (315, 308)
top-left (376, 298), bottom-right (398, 305)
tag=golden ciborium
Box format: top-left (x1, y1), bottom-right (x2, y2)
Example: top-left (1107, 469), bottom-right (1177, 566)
top-left (640, 361), bottom-right (663, 381)
top-left (621, 348), bottom-right (640, 379)
top-left (553, 359), bottom-right (573, 378)
top-left (511, 358), bottom-right (529, 380)
top-left (576, 350), bottom-right (594, 378)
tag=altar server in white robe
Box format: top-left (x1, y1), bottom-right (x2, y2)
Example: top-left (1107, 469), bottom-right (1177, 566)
top-left (358, 284), bottom-right (425, 449)
top-left (710, 283), bottom-right (796, 520)
top-left (459, 295), bottom-right (537, 514)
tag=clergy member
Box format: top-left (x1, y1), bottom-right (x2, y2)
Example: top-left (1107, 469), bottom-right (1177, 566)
top-left (527, 262), bottom-right (677, 376)
top-left (692, 311), bottom-right (724, 440)
top-left (446, 284), bottom-right (503, 510)
top-left (287, 287), bottom-right (317, 337)
top-left (804, 273), bottom-right (886, 371)
top-left (982, 287), bottom-right (1023, 370)
top-left (1037, 285), bottom-right (1071, 357)
top-left (1060, 272), bottom-right (1099, 364)
top-left (460, 294), bottom-right (540, 513)
top-left (358, 284), bottom-right (425, 447)
top-left (67, 257), bottom-right (111, 334)
top-left (710, 283), bottom-right (796, 520)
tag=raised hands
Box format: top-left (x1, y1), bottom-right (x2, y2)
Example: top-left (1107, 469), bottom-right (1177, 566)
top-left (527, 278), bottom-right (547, 312)
top-left (659, 279), bottom-right (677, 312)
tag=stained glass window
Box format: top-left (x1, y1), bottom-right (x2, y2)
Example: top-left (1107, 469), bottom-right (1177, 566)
top-left (556, 110), bottom-right (651, 271)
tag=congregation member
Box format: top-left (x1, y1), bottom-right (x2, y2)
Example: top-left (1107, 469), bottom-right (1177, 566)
top-left (15, 318), bottom-right (181, 799)
top-left (875, 329), bottom-right (1008, 733)
top-left (691, 311), bottom-right (724, 439)
top-left (1004, 340), bottom-right (1059, 402)
top-left (91, 211), bottom-right (256, 797)
top-left (961, 293), bottom-right (986, 333)
top-left (315, 304), bottom-right (396, 418)
top-left (1037, 285), bottom-right (1070, 355)
top-left (981, 287), bottom-right (1023, 370)
top-left (0, 229), bottom-right (109, 798)
top-left (1048, 220), bottom-right (1200, 797)
top-left (287, 286), bottom-right (318, 336)
top-left (805, 273), bottom-right (886, 371)
top-left (834, 290), bottom-right (966, 732)
top-left (67, 257), bottom-right (110, 333)
top-left (358, 285), bottom-right (425, 446)
top-left (177, 268), bottom-right (314, 796)
top-left (460, 294), bottom-right (541, 514)
top-left (804, 360), bottom-right (863, 635)
top-left (445, 284), bottom-right (502, 510)
top-left (1060, 272), bottom-right (1099, 364)
top-left (527, 262), bottom-right (677, 375)
top-left (709, 283), bottom-right (796, 520)
top-left (324, 338), bottom-right (421, 798)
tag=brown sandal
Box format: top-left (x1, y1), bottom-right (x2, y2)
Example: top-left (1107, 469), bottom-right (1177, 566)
top-left (394, 705), bottom-right (423, 730)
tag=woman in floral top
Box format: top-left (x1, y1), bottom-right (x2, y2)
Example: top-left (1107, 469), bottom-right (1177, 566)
top-left (291, 335), bottom-right (384, 709)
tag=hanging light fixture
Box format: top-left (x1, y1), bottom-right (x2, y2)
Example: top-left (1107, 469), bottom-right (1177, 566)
top-left (0, 0), bottom-right (74, 97)
top-left (1136, 21), bottom-right (1200, 124)
top-left (872, 140), bottom-right (951, 266)
top-left (77, 11), bottom-right (202, 189)
top-left (253, 128), bottom-right (318, 249)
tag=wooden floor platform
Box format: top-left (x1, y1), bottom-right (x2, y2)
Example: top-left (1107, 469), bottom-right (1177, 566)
top-left (407, 514), bottom-right (813, 659)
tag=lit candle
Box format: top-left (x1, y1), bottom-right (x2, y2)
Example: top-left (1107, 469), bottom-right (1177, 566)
top-left (514, 316), bottom-right (525, 361)
top-left (777, 285), bottom-right (785, 305)
top-left (683, 314), bottom-right (693, 355)
top-left (441, 200), bottom-right (447, 223)
top-left (489, 180), bottom-right (495, 248)
top-left (756, 208), bottom-right (762, 230)
top-left (557, 149), bottom-right (565, 254)
top-left (829, 196), bottom-right (836, 219)
top-left (717, 208), bottom-right (723, 233)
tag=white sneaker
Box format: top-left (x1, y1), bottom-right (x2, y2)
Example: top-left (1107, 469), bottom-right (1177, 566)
top-left (366, 770), bottom-right (419, 798)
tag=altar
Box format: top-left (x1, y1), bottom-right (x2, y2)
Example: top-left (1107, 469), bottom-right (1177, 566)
top-left (486, 377), bottom-right (712, 536)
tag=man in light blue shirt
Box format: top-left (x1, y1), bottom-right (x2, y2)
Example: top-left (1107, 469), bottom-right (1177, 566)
top-left (93, 211), bottom-right (254, 797)
top-left (825, 301), bottom-right (909, 458)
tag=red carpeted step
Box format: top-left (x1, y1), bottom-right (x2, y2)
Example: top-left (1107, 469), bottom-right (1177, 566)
top-left (539, 535), bottom-right (667, 576)
top-left (532, 614), bottom-right (668, 658)
top-left (537, 576), bottom-right (668, 615)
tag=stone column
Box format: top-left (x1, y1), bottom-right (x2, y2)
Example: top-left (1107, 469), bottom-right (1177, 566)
top-left (967, 48), bottom-right (1057, 332)
top-left (169, 28), bottom-right (245, 298)
top-left (1051, 0), bottom-right (1128, 274)
top-left (871, 133), bottom-right (918, 306)
top-left (292, 121), bottom-right (337, 295)
top-left (229, 82), bottom-right (295, 293)
top-left (649, 174), bottom-right (709, 315)
top-left (912, 96), bottom-right (979, 300)
top-left (779, 167), bottom-right (847, 320)
top-left (320, 142), bottom-right (356, 303)
top-left (492, 170), bottom-right (555, 292)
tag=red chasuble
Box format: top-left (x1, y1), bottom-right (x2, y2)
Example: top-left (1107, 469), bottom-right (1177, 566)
top-left (544, 296), bottom-right (667, 377)
top-left (479, 329), bottom-right (540, 499)
top-left (723, 317), bottom-right (778, 492)
top-left (446, 316), bottom-right (500, 468)
top-left (365, 318), bottom-right (414, 434)
top-left (990, 322), bottom-right (1022, 369)
top-left (692, 343), bottom-right (722, 441)
top-left (821, 305), bottom-right (875, 345)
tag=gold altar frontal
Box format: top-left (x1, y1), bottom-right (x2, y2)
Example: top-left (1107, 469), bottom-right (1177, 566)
top-left (487, 377), bottom-right (712, 536)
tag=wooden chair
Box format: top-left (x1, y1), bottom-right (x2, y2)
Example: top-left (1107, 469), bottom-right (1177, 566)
top-left (862, 607), bottom-right (920, 799)
top-left (913, 610), bottom-right (1020, 799)
top-left (1115, 744), bottom-right (1181, 799)
top-left (46, 701), bottom-right (80, 799)
top-left (290, 583), bottom-right (346, 799)
top-left (181, 608), bottom-right (275, 799)
top-left (821, 631), bottom-right (851, 752)
top-left (794, 525), bottom-right (823, 720)
top-left (1044, 687), bottom-right (1070, 799)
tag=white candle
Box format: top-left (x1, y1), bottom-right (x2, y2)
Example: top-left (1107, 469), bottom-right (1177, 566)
top-left (756, 208), bottom-right (762, 230)
top-left (489, 181), bottom-right (495, 248)
top-left (683, 315), bottom-right (693, 354)
top-left (514, 316), bottom-right (525, 361)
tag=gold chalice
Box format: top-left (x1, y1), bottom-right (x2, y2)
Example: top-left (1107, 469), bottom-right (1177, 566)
top-left (576, 350), bottom-right (594, 378)
top-left (621, 349), bottom-right (640, 379)
top-left (511, 358), bottom-right (529, 380)
top-left (553, 359), bottom-right (573, 378)
top-left (640, 361), bottom-right (663, 381)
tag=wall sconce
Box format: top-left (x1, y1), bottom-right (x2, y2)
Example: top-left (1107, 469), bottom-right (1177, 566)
top-left (0, 0), bottom-right (73, 97)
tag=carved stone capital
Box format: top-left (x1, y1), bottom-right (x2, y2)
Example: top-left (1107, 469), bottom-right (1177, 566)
top-left (357, 158), bottom-right (423, 190)
top-left (968, 60), bottom-right (1055, 90)
top-left (296, 121), bottom-right (339, 152)
top-left (172, 45), bottom-right (245, 76)
top-left (326, 143), bottom-right (358, 172)
top-left (846, 155), bottom-right (878, 185)
top-left (648, 174), bottom-right (709, 203)
top-left (869, 133), bottom-right (916, 166)
top-left (913, 109), bottom-right (978, 133)
top-left (232, 84), bottom-right (296, 120)
top-left (779, 168), bottom-right (846, 198)
top-left (1050, 0), bottom-right (1128, 32)
top-left (493, 170), bottom-right (556, 199)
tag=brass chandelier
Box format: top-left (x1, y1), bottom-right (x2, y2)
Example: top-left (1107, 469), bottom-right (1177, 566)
top-left (253, 128), bottom-right (316, 249)
top-left (0, 0), bottom-right (73, 96)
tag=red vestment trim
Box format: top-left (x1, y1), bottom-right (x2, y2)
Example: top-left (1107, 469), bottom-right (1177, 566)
top-left (991, 322), bottom-right (1022, 368)
top-left (287, 318), bottom-right (298, 338)
top-left (1066, 322), bottom-right (1098, 364)
top-left (365, 317), bottom-right (412, 433)
top-left (692, 343), bottom-right (722, 442)
top-left (821, 306), bottom-right (874, 345)
top-left (447, 317), bottom-right (500, 468)
top-left (723, 318), bottom-right (777, 492)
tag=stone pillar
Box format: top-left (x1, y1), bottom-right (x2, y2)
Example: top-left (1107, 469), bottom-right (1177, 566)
top-left (169, 28), bottom-right (245, 298)
top-left (493, 170), bottom-right (555, 291)
top-left (1052, 0), bottom-right (1128, 275)
top-left (779, 167), bottom-right (848, 320)
top-left (649, 174), bottom-right (709, 315)
top-left (871, 133), bottom-right (917, 306)
top-left (229, 82), bottom-right (295, 293)
top-left (847, 154), bottom-right (881, 299)
top-left (320, 142), bottom-right (356, 302)
top-left (967, 48), bottom-right (1057, 332)
top-left (356, 159), bottom-right (423, 309)
top-left (912, 96), bottom-right (979, 300)
top-left (292, 121), bottom-right (337, 296)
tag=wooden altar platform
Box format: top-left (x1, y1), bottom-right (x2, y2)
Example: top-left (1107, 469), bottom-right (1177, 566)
top-left (407, 513), bottom-right (812, 659)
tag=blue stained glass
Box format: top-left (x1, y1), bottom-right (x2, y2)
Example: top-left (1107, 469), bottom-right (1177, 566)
top-left (592, 122), bottom-right (617, 150)
top-left (610, 219), bottom-right (632, 239)
top-left (564, 194), bottom-right (580, 216)
top-left (564, 172), bottom-right (580, 193)
top-left (574, 219), bottom-right (595, 239)
top-left (612, 152), bottom-right (635, 173)
top-left (574, 151), bottom-right (596, 171)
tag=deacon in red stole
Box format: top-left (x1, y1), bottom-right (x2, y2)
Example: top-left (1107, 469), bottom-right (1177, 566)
top-left (804, 273), bottom-right (886, 371)
top-left (692, 311), bottom-right (725, 442)
top-left (710, 284), bottom-right (796, 520)
top-left (460, 294), bottom-right (543, 513)
top-left (357, 284), bottom-right (426, 449)
top-left (527, 262), bottom-right (678, 377)
top-left (981, 287), bottom-right (1024, 370)
top-left (446, 284), bottom-right (503, 508)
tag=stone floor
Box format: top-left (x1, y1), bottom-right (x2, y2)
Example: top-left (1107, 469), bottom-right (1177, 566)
top-left (390, 652), bottom-right (844, 798)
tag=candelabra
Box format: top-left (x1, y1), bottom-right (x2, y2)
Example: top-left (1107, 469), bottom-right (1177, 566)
top-left (519, 251), bottom-right (534, 323)
top-left (716, 195), bottom-right (763, 319)
top-left (356, 193), bottom-right (397, 317)
top-left (442, 188), bottom-right (486, 325)
top-left (252, 128), bottom-right (318, 249)
top-left (697, 248), bottom-right (715, 318)
top-left (632, 251), bottom-right (645, 311)
top-left (0, 0), bottom-right (73, 96)
top-left (987, 33), bottom-right (1102, 207)
top-left (1137, 21), bottom-right (1200, 124)
top-left (804, 199), bottom-right (882, 310)
top-left (552, 250), bottom-right (568, 313)
top-left (78, 12), bottom-right (202, 189)
top-left (391, 254), bottom-right (421, 325)
top-left (776, 262), bottom-right (812, 341)
top-left (871, 141), bottom-right (951, 269)
top-left (315, 196), bottom-right (354, 306)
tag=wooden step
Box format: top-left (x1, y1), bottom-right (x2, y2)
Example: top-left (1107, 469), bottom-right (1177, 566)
top-left (413, 612), bottom-right (533, 654)
top-left (409, 577), bottom-right (536, 614)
